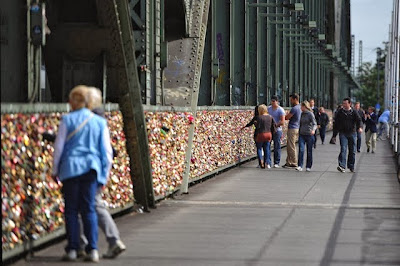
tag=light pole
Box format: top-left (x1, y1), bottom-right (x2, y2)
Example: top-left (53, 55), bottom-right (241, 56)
top-left (377, 48), bottom-right (382, 106)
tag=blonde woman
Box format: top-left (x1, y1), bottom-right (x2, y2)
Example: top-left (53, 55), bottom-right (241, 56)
top-left (297, 101), bottom-right (317, 172)
top-left (81, 87), bottom-right (127, 258)
top-left (52, 85), bottom-right (113, 262)
top-left (255, 104), bottom-right (276, 169)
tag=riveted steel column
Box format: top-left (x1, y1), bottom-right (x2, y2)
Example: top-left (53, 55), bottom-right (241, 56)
top-left (274, 14), bottom-right (280, 103)
top-left (300, 43), bottom-right (304, 99)
top-left (113, 0), bottom-right (155, 209)
top-left (180, 0), bottom-right (210, 193)
top-left (245, 0), bottom-right (250, 105)
top-left (289, 35), bottom-right (294, 95)
top-left (230, 0), bottom-right (245, 106)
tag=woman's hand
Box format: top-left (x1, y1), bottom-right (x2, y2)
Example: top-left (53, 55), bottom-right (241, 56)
top-left (311, 130), bottom-right (315, 135)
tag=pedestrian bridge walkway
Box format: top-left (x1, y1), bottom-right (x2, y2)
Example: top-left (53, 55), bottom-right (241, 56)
top-left (14, 133), bottom-right (400, 266)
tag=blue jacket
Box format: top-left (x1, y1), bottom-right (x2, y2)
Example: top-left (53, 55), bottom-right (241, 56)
top-left (365, 112), bottom-right (378, 133)
top-left (57, 108), bottom-right (112, 185)
top-left (378, 110), bottom-right (390, 123)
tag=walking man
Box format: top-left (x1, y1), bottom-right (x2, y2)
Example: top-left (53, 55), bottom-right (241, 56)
top-left (365, 106), bottom-right (378, 153)
top-left (309, 98), bottom-right (320, 148)
top-left (283, 93), bottom-right (301, 168)
top-left (318, 107), bottom-right (329, 144)
top-left (335, 98), bottom-right (362, 173)
top-left (354, 102), bottom-right (365, 152)
top-left (268, 96), bottom-right (286, 168)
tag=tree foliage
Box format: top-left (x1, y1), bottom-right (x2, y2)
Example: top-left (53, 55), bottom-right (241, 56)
top-left (354, 51), bottom-right (385, 109)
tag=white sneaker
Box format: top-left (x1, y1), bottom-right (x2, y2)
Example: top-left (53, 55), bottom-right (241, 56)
top-left (273, 164), bottom-right (280, 168)
top-left (266, 164), bottom-right (271, 169)
top-left (85, 249), bottom-right (99, 262)
top-left (62, 250), bottom-right (77, 261)
top-left (296, 167), bottom-right (303, 171)
top-left (103, 240), bottom-right (126, 259)
top-left (306, 168), bottom-right (311, 172)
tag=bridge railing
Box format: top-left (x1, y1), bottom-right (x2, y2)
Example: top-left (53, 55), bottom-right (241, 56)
top-left (1, 103), bottom-right (332, 261)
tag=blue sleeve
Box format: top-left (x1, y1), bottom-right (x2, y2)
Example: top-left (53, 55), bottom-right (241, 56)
top-left (99, 123), bottom-right (113, 185)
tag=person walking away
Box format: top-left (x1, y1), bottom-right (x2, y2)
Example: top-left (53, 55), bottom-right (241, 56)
top-left (365, 106), bottom-right (378, 153)
top-left (52, 85), bottom-right (113, 262)
top-left (354, 102), bottom-right (365, 152)
top-left (377, 109), bottom-right (390, 140)
top-left (309, 98), bottom-right (320, 148)
top-left (334, 97), bottom-right (362, 173)
top-left (82, 87), bottom-right (127, 259)
top-left (318, 107), bottom-right (329, 144)
top-left (329, 104), bottom-right (342, 144)
top-left (241, 105), bottom-right (259, 142)
top-left (297, 101), bottom-right (317, 172)
top-left (283, 94), bottom-right (301, 168)
top-left (241, 105), bottom-right (259, 167)
top-left (254, 104), bottom-right (276, 169)
top-left (267, 96), bottom-right (285, 168)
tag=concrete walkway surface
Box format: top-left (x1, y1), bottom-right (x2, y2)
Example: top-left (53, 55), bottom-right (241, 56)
top-left (11, 133), bottom-right (400, 266)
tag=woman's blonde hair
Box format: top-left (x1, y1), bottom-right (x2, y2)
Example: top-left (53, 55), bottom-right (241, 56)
top-left (301, 101), bottom-right (311, 111)
top-left (258, 104), bottom-right (268, 115)
top-left (69, 85), bottom-right (88, 110)
top-left (86, 87), bottom-right (103, 110)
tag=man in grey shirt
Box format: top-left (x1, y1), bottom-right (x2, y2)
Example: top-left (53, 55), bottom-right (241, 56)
top-left (267, 96), bottom-right (286, 168)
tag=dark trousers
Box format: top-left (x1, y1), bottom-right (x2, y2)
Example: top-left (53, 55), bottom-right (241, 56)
top-left (338, 133), bottom-right (356, 170)
top-left (298, 134), bottom-right (313, 168)
top-left (356, 131), bottom-right (362, 152)
top-left (270, 130), bottom-right (283, 165)
top-left (319, 126), bottom-right (327, 144)
top-left (63, 170), bottom-right (98, 252)
top-left (256, 141), bottom-right (271, 165)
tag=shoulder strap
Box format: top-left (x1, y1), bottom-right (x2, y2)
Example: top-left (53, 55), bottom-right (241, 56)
top-left (66, 113), bottom-right (95, 141)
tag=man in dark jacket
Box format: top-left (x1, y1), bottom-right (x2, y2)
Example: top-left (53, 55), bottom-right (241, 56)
top-left (354, 102), bottom-right (365, 152)
top-left (318, 107), bottom-right (330, 144)
top-left (309, 98), bottom-right (320, 148)
top-left (334, 98), bottom-right (362, 173)
top-left (365, 106), bottom-right (378, 153)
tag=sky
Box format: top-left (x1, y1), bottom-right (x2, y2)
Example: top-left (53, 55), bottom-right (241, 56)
top-left (351, 0), bottom-right (394, 68)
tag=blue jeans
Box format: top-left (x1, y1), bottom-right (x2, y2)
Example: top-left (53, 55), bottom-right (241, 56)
top-left (356, 131), bottom-right (362, 151)
top-left (319, 126), bottom-right (326, 144)
top-left (298, 134), bottom-right (313, 168)
top-left (269, 130), bottom-right (282, 165)
top-left (338, 133), bottom-right (356, 169)
top-left (63, 170), bottom-right (98, 252)
top-left (257, 141), bottom-right (271, 165)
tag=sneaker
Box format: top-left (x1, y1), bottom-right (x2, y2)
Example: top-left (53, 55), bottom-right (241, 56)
top-left (372, 150), bottom-right (375, 153)
top-left (282, 164), bottom-right (296, 169)
top-left (266, 164), bottom-right (271, 169)
top-left (337, 166), bottom-right (345, 173)
top-left (367, 148), bottom-right (370, 153)
top-left (296, 166), bottom-right (303, 171)
top-left (62, 250), bottom-right (77, 261)
top-left (273, 164), bottom-right (280, 168)
top-left (85, 249), bottom-right (99, 263)
top-left (77, 249), bottom-right (87, 258)
top-left (349, 168), bottom-right (355, 173)
top-left (357, 150), bottom-right (360, 153)
top-left (103, 240), bottom-right (126, 259)
top-left (306, 168), bottom-right (311, 172)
